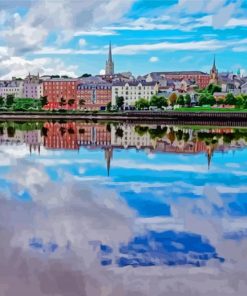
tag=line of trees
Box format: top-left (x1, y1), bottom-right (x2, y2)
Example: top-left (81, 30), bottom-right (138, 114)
top-left (135, 95), bottom-right (168, 110)
top-left (198, 93), bottom-right (247, 107)
top-left (0, 95), bottom-right (47, 111)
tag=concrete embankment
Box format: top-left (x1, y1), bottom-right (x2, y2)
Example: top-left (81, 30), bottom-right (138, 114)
top-left (0, 111), bottom-right (247, 126)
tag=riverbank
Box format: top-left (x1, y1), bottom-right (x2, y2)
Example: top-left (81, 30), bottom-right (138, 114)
top-left (1, 110), bottom-right (247, 127)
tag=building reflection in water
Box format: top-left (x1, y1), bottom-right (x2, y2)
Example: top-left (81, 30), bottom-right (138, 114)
top-left (1, 121), bottom-right (247, 174)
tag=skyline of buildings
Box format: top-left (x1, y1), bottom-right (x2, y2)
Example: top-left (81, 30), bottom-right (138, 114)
top-left (0, 49), bottom-right (247, 110)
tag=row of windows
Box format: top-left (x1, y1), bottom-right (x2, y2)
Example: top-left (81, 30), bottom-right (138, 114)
top-left (0, 89), bottom-right (21, 92)
top-left (78, 86), bottom-right (111, 90)
top-left (115, 91), bottom-right (153, 95)
top-left (44, 82), bottom-right (76, 86)
top-left (113, 86), bottom-right (153, 90)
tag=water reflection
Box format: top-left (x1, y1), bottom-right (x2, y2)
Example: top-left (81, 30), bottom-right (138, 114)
top-left (0, 120), bottom-right (247, 295)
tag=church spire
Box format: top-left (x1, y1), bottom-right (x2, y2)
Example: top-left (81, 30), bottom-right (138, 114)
top-left (109, 41), bottom-right (113, 63)
top-left (212, 55), bottom-right (216, 71)
top-left (105, 42), bottom-right (114, 75)
top-left (105, 147), bottom-right (113, 176)
top-left (210, 54), bottom-right (218, 84)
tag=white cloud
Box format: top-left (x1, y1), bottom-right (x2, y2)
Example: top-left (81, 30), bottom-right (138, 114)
top-left (149, 56), bottom-right (159, 63)
top-left (99, 69), bottom-right (106, 75)
top-left (226, 18), bottom-right (247, 27)
top-left (233, 46), bottom-right (247, 52)
top-left (173, 0), bottom-right (229, 14)
top-left (74, 30), bottom-right (117, 37)
top-left (112, 40), bottom-right (225, 55)
top-left (34, 47), bottom-right (103, 55)
top-left (0, 56), bottom-right (78, 79)
top-left (2, 0), bottom-right (136, 55)
top-left (112, 159), bottom-right (208, 173)
top-left (32, 37), bottom-right (247, 58)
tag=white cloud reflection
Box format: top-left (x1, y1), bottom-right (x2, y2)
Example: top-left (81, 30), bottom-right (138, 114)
top-left (0, 153), bottom-right (247, 295)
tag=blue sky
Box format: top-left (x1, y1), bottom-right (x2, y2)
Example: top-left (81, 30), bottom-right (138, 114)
top-left (0, 0), bottom-right (247, 78)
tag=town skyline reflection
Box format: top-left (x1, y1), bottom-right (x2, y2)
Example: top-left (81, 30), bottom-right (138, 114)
top-left (0, 120), bottom-right (247, 172)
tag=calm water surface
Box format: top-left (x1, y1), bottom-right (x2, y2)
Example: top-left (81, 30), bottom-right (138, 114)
top-left (0, 120), bottom-right (247, 295)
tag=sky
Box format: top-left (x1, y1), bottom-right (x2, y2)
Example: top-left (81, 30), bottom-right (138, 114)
top-left (0, 0), bottom-right (247, 79)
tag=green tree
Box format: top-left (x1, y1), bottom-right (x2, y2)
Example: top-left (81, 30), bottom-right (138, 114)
top-left (68, 128), bottom-right (75, 134)
top-left (135, 98), bottom-right (149, 110)
top-left (185, 94), bottom-right (191, 106)
top-left (208, 95), bottom-right (216, 106)
top-left (199, 94), bottom-right (208, 106)
top-left (236, 95), bottom-right (244, 108)
top-left (225, 93), bottom-right (237, 105)
top-left (79, 73), bottom-right (92, 78)
top-left (148, 126), bottom-right (167, 139)
top-left (115, 127), bottom-right (124, 138)
top-left (40, 96), bottom-right (48, 107)
top-left (6, 94), bottom-right (15, 108)
top-left (135, 126), bottom-right (149, 136)
top-left (106, 102), bottom-right (112, 111)
top-left (68, 99), bottom-right (75, 106)
top-left (199, 94), bottom-right (216, 106)
top-left (150, 95), bottom-right (168, 108)
top-left (116, 96), bottom-right (124, 109)
top-left (177, 95), bottom-right (185, 106)
top-left (176, 129), bottom-right (183, 141)
top-left (59, 97), bottom-right (67, 107)
top-left (0, 96), bottom-right (4, 107)
top-left (60, 127), bottom-right (66, 136)
top-left (207, 84), bottom-right (222, 95)
top-left (7, 126), bottom-right (15, 137)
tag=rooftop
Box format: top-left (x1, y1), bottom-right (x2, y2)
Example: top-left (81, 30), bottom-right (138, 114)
top-left (113, 80), bottom-right (158, 87)
top-left (146, 71), bottom-right (209, 77)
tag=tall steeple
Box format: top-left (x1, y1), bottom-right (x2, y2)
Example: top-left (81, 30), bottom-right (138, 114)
top-left (109, 41), bottom-right (113, 63)
top-left (105, 42), bottom-right (114, 75)
top-left (105, 147), bottom-right (113, 176)
top-left (212, 55), bottom-right (216, 71)
top-left (210, 54), bottom-right (218, 84)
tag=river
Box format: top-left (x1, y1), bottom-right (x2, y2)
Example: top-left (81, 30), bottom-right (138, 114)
top-left (0, 120), bottom-right (246, 295)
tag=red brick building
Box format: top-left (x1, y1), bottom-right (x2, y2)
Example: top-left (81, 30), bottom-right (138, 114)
top-left (43, 121), bottom-right (79, 150)
top-left (77, 82), bottom-right (112, 110)
top-left (43, 122), bottom-right (111, 150)
top-left (43, 79), bottom-right (78, 110)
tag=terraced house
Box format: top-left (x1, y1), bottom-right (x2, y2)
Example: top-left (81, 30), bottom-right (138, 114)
top-left (77, 78), bottom-right (112, 111)
top-left (23, 74), bottom-right (43, 99)
top-left (0, 79), bottom-right (24, 99)
top-left (43, 78), bottom-right (77, 109)
top-left (112, 81), bottom-right (159, 108)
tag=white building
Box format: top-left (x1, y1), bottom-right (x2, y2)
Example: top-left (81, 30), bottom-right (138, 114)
top-left (111, 123), bottom-right (153, 150)
top-left (0, 80), bottom-right (24, 99)
top-left (23, 74), bottom-right (43, 99)
top-left (112, 81), bottom-right (159, 107)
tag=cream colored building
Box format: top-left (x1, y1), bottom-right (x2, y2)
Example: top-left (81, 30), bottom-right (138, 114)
top-left (0, 80), bottom-right (24, 99)
top-left (111, 123), bottom-right (153, 150)
top-left (112, 81), bottom-right (159, 107)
